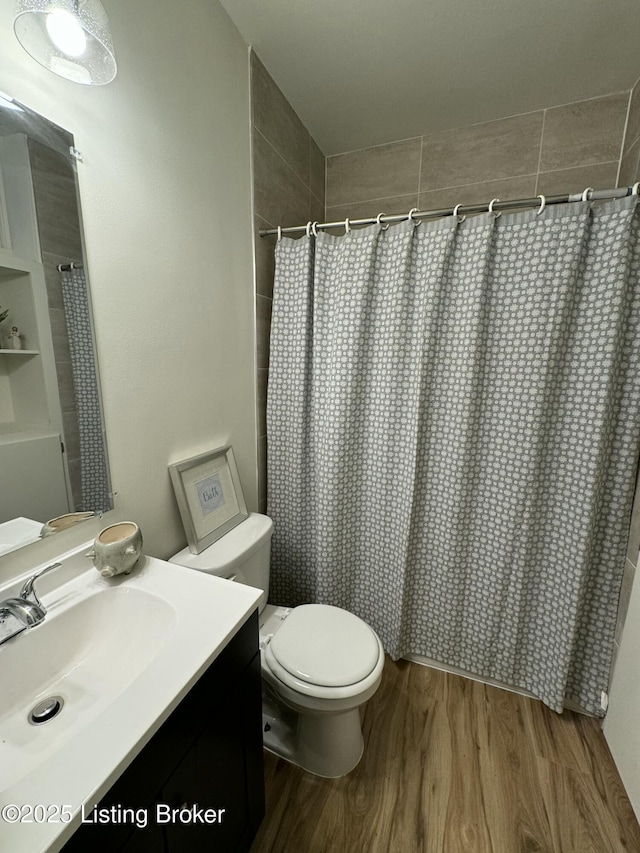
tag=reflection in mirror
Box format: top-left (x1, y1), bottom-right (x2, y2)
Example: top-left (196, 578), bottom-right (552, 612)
top-left (0, 92), bottom-right (112, 557)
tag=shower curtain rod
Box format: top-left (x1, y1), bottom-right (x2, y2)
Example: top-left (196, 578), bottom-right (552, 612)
top-left (258, 185), bottom-right (639, 237)
top-left (56, 262), bottom-right (84, 271)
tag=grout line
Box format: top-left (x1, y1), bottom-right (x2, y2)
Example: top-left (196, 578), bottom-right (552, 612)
top-left (327, 89), bottom-right (631, 160)
top-left (417, 136), bottom-right (424, 197)
top-left (328, 177), bottom-right (543, 212)
top-left (326, 191), bottom-right (420, 213)
top-left (536, 158), bottom-right (620, 177)
top-left (310, 188), bottom-right (325, 210)
top-left (253, 125), bottom-right (309, 194)
top-left (325, 158), bottom-right (619, 215)
top-left (255, 212), bottom-right (276, 228)
top-left (327, 134), bottom-right (423, 161)
top-left (534, 110), bottom-right (546, 195)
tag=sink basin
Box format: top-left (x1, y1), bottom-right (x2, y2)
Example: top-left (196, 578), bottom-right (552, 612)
top-left (0, 541), bottom-right (262, 853)
top-left (0, 586), bottom-right (176, 790)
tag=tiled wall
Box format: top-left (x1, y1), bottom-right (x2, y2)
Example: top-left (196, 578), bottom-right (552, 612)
top-left (620, 77), bottom-right (640, 187)
top-left (28, 138), bottom-right (83, 509)
top-left (326, 92), bottom-right (629, 222)
top-left (250, 51), bottom-right (325, 512)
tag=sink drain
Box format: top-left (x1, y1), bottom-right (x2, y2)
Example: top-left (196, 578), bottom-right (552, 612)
top-left (28, 696), bottom-right (64, 725)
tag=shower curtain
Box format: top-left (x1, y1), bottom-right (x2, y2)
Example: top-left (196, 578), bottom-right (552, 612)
top-left (266, 197), bottom-right (640, 715)
top-left (60, 266), bottom-right (111, 513)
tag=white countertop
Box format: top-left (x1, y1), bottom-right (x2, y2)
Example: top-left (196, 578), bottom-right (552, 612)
top-left (0, 540), bottom-right (262, 852)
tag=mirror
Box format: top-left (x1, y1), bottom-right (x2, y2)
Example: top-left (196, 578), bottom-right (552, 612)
top-left (0, 92), bottom-right (112, 557)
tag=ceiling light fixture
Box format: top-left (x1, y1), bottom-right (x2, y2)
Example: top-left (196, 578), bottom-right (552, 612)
top-left (14, 0), bottom-right (117, 86)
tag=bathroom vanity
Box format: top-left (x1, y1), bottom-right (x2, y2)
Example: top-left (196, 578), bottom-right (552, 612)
top-left (0, 543), bottom-right (265, 852)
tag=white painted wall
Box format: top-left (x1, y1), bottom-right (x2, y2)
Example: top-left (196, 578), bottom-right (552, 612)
top-left (604, 555), bottom-right (640, 820)
top-left (0, 0), bottom-right (257, 560)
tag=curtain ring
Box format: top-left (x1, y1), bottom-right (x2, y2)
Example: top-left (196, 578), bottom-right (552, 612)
top-left (488, 198), bottom-right (501, 218)
top-left (408, 207), bottom-right (420, 226)
top-left (453, 203), bottom-right (466, 224)
top-left (582, 187), bottom-right (593, 202)
top-left (306, 221), bottom-right (312, 238)
top-left (632, 182), bottom-right (640, 196)
top-left (376, 212), bottom-right (390, 231)
top-left (277, 226), bottom-right (282, 242)
top-left (344, 218), bottom-right (351, 234)
top-left (311, 221), bottom-right (319, 237)
top-left (536, 194), bottom-right (546, 216)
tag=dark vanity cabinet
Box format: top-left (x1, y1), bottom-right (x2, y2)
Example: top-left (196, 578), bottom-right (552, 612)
top-left (63, 611), bottom-right (265, 853)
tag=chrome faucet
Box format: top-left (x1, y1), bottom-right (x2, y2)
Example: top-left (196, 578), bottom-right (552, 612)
top-left (0, 562), bottom-right (61, 645)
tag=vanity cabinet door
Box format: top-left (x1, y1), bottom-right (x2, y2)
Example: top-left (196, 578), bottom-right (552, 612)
top-left (161, 658), bottom-right (259, 851)
top-left (63, 612), bottom-right (264, 853)
top-left (119, 824), bottom-right (165, 852)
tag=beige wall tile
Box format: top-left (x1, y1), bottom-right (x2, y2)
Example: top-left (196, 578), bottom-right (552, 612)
top-left (618, 139), bottom-right (640, 188)
top-left (540, 94), bottom-right (628, 172)
top-left (48, 306), bottom-right (72, 363)
top-left (418, 175), bottom-right (537, 213)
top-left (326, 138), bottom-right (421, 207)
top-left (251, 52), bottom-right (310, 186)
top-left (28, 139), bottom-right (82, 259)
top-left (256, 294), bottom-right (272, 370)
top-left (62, 409), bottom-right (80, 463)
top-left (310, 137), bottom-right (325, 205)
top-left (624, 84), bottom-right (640, 154)
top-left (420, 112), bottom-right (543, 191)
top-left (253, 128), bottom-right (309, 229)
top-left (255, 215), bottom-right (276, 299)
top-left (326, 193), bottom-right (417, 225)
top-left (68, 458), bottom-right (82, 512)
top-left (309, 190), bottom-right (325, 226)
top-left (536, 162), bottom-right (619, 196)
top-left (42, 253), bottom-right (64, 310)
top-left (55, 360), bottom-right (76, 413)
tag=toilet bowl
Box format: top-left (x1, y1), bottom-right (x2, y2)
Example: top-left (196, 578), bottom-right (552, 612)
top-left (170, 513), bottom-right (384, 777)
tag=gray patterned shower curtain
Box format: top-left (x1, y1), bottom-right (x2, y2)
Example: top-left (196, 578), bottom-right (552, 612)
top-left (60, 266), bottom-right (110, 513)
top-left (266, 197), bottom-right (640, 715)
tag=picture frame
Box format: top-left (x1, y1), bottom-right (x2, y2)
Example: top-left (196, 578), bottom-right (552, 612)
top-left (168, 445), bottom-right (248, 554)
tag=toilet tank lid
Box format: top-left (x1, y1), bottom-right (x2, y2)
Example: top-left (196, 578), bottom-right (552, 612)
top-left (169, 512), bottom-right (272, 573)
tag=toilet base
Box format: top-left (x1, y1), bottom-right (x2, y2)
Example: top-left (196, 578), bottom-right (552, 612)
top-left (261, 681), bottom-right (364, 778)
top-left (295, 707), bottom-right (364, 778)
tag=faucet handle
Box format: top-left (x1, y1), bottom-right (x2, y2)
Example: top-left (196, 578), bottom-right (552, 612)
top-left (20, 562), bottom-right (62, 607)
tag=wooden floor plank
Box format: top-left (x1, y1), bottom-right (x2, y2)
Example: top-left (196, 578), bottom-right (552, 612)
top-left (250, 657), bottom-right (640, 853)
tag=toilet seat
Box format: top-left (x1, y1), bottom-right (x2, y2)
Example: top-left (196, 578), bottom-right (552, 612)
top-left (264, 604), bottom-right (384, 699)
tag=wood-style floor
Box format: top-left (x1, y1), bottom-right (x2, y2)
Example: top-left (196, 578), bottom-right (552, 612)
top-left (250, 657), bottom-right (640, 853)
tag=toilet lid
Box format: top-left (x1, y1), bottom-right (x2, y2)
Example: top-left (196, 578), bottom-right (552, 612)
top-left (269, 604), bottom-right (380, 687)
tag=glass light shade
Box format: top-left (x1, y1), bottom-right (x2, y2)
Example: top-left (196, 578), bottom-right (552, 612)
top-left (14, 0), bottom-right (117, 85)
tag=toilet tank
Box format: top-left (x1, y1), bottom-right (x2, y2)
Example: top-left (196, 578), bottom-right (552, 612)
top-left (169, 513), bottom-right (272, 613)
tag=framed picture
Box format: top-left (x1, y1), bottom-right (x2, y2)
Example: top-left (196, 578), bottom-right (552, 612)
top-left (169, 445), bottom-right (248, 554)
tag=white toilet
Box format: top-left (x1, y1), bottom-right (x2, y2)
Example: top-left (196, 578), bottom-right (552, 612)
top-left (170, 513), bottom-right (384, 777)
